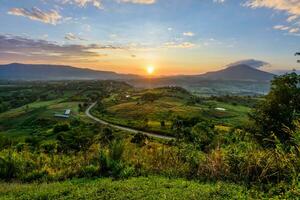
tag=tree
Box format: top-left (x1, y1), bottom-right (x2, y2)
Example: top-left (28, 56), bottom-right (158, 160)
top-left (249, 73), bottom-right (300, 148)
top-left (190, 122), bottom-right (215, 150)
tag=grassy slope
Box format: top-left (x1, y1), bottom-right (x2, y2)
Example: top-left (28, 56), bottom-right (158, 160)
top-left (0, 99), bottom-right (90, 138)
top-left (96, 88), bottom-right (251, 136)
top-left (0, 177), bottom-right (264, 200)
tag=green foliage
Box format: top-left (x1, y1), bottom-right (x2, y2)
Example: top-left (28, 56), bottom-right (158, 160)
top-left (250, 73), bottom-right (300, 149)
top-left (56, 129), bottom-right (93, 152)
top-left (140, 92), bottom-right (160, 102)
top-left (53, 123), bottom-right (70, 134)
top-left (0, 176), bottom-right (282, 200)
top-left (190, 122), bottom-right (215, 150)
top-left (101, 127), bottom-right (114, 144)
top-left (0, 152), bottom-right (18, 180)
top-left (0, 135), bottom-right (13, 150)
top-left (40, 140), bottom-right (58, 154)
top-left (98, 140), bottom-right (133, 178)
top-left (131, 132), bottom-right (148, 146)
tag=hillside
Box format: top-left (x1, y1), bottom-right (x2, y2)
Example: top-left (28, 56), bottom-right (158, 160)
top-left (198, 64), bottom-right (274, 81)
top-left (128, 64), bottom-right (273, 95)
top-left (0, 63), bottom-right (139, 80)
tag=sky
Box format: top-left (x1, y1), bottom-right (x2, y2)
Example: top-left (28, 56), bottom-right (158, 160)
top-left (0, 0), bottom-right (299, 75)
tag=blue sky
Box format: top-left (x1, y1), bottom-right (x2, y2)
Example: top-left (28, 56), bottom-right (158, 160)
top-left (0, 0), bottom-right (299, 75)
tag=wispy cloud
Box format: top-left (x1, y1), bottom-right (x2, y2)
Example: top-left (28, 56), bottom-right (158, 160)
top-left (289, 27), bottom-right (300, 33)
top-left (273, 25), bottom-right (290, 31)
top-left (245, 0), bottom-right (300, 35)
top-left (64, 33), bottom-right (86, 41)
top-left (117, 0), bottom-right (156, 4)
top-left (183, 32), bottom-right (195, 37)
top-left (164, 42), bottom-right (196, 49)
top-left (273, 25), bottom-right (300, 34)
top-left (8, 7), bottom-right (62, 25)
top-left (61, 0), bottom-right (103, 9)
top-left (213, 0), bottom-right (225, 3)
top-left (244, 0), bottom-right (300, 17)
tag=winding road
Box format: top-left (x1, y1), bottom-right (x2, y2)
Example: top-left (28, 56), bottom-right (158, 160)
top-left (85, 102), bottom-right (175, 140)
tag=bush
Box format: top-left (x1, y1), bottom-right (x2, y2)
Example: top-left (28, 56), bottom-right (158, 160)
top-left (190, 122), bottom-right (215, 150)
top-left (131, 132), bottom-right (148, 146)
top-left (0, 152), bottom-right (19, 180)
top-left (53, 123), bottom-right (70, 134)
top-left (40, 141), bottom-right (58, 154)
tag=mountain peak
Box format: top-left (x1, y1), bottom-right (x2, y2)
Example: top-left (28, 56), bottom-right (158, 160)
top-left (199, 63), bottom-right (274, 81)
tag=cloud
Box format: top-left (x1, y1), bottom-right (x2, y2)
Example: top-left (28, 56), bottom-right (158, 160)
top-left (64, 33), bottom-right (86, 41)
top-left (117, 0), bottom-right (156, 4)
top-left (183, 32), bottom-right (195, 37)
top-left (244, 0), bottom-right (300, 20)
top-left (0, 34), bottom-right (126, 62)
top-left (273, 25), bottom-right (300, 33)
top-left (273, 25), bottom-right (290, 30)
top-left (213, 0), bottom-right (225, 3)
top-left (8, 7), bottom-right (62, 25)
top-left (289, 27), bottom-right (300, 33)
top-left (61, 0), bottom-right (103, 8)
top-left (245, 1), bottom-right (300, 35)
top-left (227, 59), bottom-right (270, 69)
top-left (287, 15), bottom-right (298, 22)
top-left (164, 42), bottom-right (196, 49)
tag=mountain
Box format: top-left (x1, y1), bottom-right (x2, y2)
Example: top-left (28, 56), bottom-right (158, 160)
top-left (197, 64), bottom-right (274, 81)
top-left (0, 63), bottom-right (139, 80)
top-left (0, 62), bottom-right (274, 82)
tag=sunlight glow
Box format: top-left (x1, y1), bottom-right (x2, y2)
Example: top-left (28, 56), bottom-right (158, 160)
top-left (147, 65), bottom-right (155, 75)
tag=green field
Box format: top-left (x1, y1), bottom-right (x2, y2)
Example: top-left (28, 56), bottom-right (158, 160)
top-left (0, 176), bottom-right (276, 200)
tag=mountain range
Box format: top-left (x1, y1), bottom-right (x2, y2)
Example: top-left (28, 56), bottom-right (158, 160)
top-left (0, 61), bottom-right (274, 82)
top-left (0, 63), bottom-right (139, 80)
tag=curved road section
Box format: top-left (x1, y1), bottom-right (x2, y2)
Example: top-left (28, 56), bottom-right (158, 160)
top-left (85, 102), bottom-right (175, 140)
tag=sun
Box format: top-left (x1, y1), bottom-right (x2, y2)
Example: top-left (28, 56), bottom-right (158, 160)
top-left (147, 65), bottom-right (155, 75)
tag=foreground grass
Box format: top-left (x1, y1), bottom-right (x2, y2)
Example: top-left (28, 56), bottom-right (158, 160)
top-left (0, 176), bottom-right (267, 200)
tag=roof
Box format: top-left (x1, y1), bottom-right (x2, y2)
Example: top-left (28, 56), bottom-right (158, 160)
top-left (64, 109), bottom-right (71, 115)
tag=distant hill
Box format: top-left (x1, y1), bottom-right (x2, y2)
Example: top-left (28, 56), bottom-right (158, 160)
top-left (0, 63), bottom-right (139, 80)
top-left (127, 64), bottom-right (274, 95)
top-left (197, 64), bottom-right (274, 81)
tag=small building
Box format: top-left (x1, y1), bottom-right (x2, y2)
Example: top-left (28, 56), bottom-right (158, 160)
top-left (54, 109), bottom-right (71, 118)
top-left (64, 109), bottom-right (71, 115)
top-left (215, 107), bottom-right (226, 111)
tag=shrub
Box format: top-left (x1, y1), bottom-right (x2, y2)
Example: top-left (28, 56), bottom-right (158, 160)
top-left (190, 122), bottom-right (215, 150)
top-left (40, 141), bottom-right (58, 154)
top-left (53, 123), bottom-right (70, 134)
top-left (131, 132), bottom-right (148, 146)
top-left (0, 152), bottom-right (19, 180)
